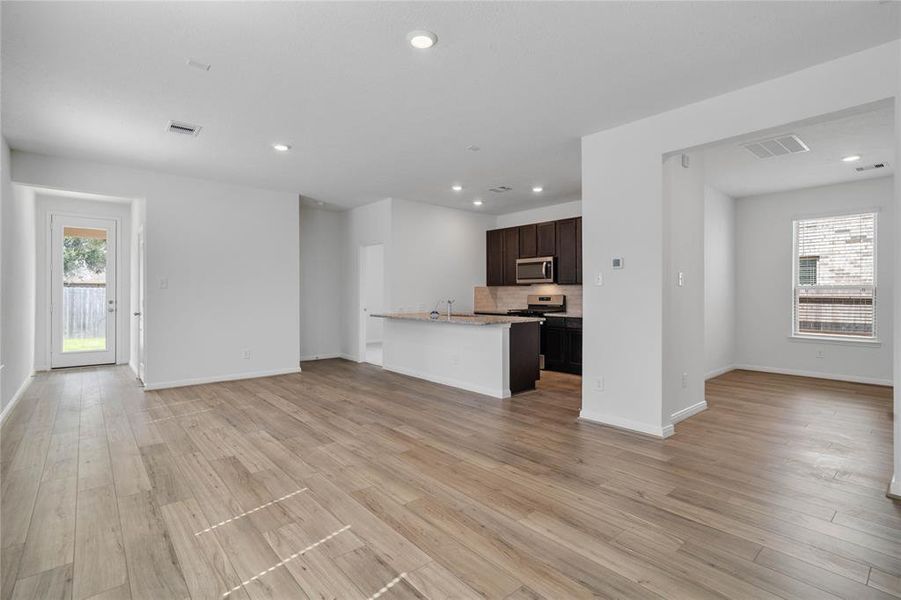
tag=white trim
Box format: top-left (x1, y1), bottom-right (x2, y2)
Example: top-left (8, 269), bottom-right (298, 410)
top-left (733, 363), bottom-right (892, 387)
top-left (578, 409), bottom-right (674, 438)
top-left (671, 400), bottom-right (708, 424)
top-left (0, 373), bottom-right (34, 425)
top-left (143, 367), bottom-right (301, 391)
top-left (787, 334), bottom-right (882, 347)
top-left (705, 365), bottom-right (735, 380)
top-left (382, 363), bottom-right (510, 399)
top-left (300, 353), bottom-right (343, 362)
top-left (889, 476), bottom-right (901, 501)
top-left (339, 353), bottom-right (359, 362)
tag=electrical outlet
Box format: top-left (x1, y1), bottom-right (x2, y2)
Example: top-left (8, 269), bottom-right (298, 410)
top-left (595, 273), bottom-right (603, 286)
top-left (681, 372), bottom-right (688, 388)
top-left (678, 272), bottom-right (685, 287)
top-left (242, 349), bottom-right (251, 360)
top-left (159, 278), bottom-right (168, 289)
top-left (451, 354), bottom-right (460, 366)
top-left (595, 377), bottom-right (605, 391)
top-left (816, 349), bottom-right (825, 359)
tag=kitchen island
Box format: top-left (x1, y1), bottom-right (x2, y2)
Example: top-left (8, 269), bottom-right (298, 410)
top-left (370, 312), bottom-right (542, 398)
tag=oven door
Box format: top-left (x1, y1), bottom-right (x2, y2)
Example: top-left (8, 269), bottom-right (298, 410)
top-left (516, 257), bottom-right (554, 284)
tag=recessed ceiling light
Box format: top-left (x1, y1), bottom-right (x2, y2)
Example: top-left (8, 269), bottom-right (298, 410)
top-left (842, 155), bottom-right (862, 162)
top-left (272, 143), bottom-right (292, 152)
top-left (472, 199), bottom-right (483, 206)
top-left (407, 30), bottom-right (437, 49)
top-left (452, 184), bottom-right (463, 192)
top-left (532, 186), bottom-right (543, 193)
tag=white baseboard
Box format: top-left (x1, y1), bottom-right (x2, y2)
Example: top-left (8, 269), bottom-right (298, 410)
top-left (300, 353), bottom-right (342, 362)
top-left (382, 363), bottom-right (510, 399)
top-left (671, 400), bottom-right (708, 424)
top-left (578, 409), bottom-right (673, 438)
top-left (0, 372), bottom-right (34, 425)
top-left (733, 363), bottom-right (892, 387)
top-left (705, 365), bottom-right (736, 380)
top-left (889, 476), bottom-right (901, 501)
top-left (143, 367), bottom-right (302, 391)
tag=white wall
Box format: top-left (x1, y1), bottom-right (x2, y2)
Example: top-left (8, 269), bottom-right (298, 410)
top-left (362, 244), bottom-right (384, 344)
top-left (1, 141), bottom-right (36, 415)
top-left (893, 70), bottom-right (900, 499)
top-left (33, 194), bottom-right (132, 370)
top-left (494, 200), bottom-right (581, 228)
top-left (389, 198), bottom-right (495, 314)
top-left (734, 177), bottom-right (894, 385)
top-left (581, 41), bottom-right (898, 437)
top-left (704, 185), bottom-right (736, 378)
top-left (299, 206), bottom-right (344, 360)
top-left (662, 152), bottom-right (706, 427)
top-left (11, 151), bottom-right (300, 389)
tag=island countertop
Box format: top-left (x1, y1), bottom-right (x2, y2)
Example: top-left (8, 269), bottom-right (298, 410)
top-left (371, 312), bottom-right (543, 326)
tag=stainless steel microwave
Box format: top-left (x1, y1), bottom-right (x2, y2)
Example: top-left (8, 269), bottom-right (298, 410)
top-left (516, 256), bottom-right (555, 284)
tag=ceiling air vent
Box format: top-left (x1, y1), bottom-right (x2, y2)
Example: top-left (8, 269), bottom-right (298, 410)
top-left (856, 162), bottom-right (887, 172)
top-left (167, 120), bottom-right (202, 136)
top-left (742, 134), bottom-right (809, 159)
top-left (489, 185), bottom-right (513, 193)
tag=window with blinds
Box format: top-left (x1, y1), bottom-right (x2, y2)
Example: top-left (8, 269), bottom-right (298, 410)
top-left (793, 212), bottom-right (877, 339)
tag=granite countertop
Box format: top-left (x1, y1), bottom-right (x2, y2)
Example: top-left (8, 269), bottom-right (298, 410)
top-left (371, 312), bottom-right (544, 326)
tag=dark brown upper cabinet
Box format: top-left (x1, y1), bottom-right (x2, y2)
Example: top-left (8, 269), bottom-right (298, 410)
top-left (575, 217), bottom-right (582, 284)
top-left (556, 218), bottom-right (579, 285)
top-left (519, 224), bottom-right (538, 258)
top-left (486, 228), bottom-right (505, 286)
top-left (537, 221), bottom-right (556, 257)
top-left (484, 216), bottom-right (581, 287)
top-left (503, 227), bottom-right (520, 285)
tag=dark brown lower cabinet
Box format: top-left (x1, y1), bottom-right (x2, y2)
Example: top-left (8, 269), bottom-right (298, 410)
top-left (541, 317), bottom-right (582, 375)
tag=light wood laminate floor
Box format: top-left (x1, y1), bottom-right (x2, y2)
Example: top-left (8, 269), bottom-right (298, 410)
top-left (1, 361), bottom-right (898, 600)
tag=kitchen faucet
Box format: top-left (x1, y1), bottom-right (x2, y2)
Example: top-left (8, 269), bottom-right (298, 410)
top-left (446, 298), bottom-right (455, 319)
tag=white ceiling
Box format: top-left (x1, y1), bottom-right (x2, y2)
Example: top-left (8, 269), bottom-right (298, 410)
top-left (704, 103), bottom-right (895, 198)
top-left (3, 2), bottom-right (899, 214)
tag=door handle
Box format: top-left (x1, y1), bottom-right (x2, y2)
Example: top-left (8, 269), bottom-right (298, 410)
top-left (133, 312), bottom-right (142, 316)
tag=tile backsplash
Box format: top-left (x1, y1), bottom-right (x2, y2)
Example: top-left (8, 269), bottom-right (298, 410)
top-left (473, 285), bottom-right (583, 316)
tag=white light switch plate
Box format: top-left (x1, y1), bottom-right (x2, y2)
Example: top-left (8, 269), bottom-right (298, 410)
top-left (595, 273), bottom-right (603, 286)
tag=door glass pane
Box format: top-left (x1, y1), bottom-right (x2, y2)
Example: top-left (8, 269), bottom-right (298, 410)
top-left (62, 226), bottom-right (108, 352)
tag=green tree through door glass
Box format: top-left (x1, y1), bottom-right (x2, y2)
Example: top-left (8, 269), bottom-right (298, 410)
top-left (62, 227), bottom-right (108, 352)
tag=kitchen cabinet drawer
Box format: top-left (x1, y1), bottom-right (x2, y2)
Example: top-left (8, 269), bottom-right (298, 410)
top-left (565, 317), bottom-right (582, 329)
top-left (544, 316), bottom-right (565, 329)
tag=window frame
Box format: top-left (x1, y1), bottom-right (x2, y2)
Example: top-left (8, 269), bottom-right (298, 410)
top-left (790, 210), bottom-right (879, 343)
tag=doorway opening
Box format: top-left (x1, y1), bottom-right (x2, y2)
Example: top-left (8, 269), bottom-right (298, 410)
top-left (359, 243), bottom-right (385, 366)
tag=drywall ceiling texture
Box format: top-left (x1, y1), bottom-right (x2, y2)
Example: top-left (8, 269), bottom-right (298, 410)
top-left (11, 151), bottom-right (301, 389)
top-left (580, 42), bottom-right (899, 439)
top-left (3, 2), bottom-right (899, 214)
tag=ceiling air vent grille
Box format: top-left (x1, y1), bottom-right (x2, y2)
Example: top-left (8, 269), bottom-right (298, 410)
top-left (856, 162), bottom-right (887, 172)
top-left (489, 185), bottom-right (513, 193)
top-left (167, 120), bottom-right (202, 136)
top-left (742, 134), bottom-right (809, 159)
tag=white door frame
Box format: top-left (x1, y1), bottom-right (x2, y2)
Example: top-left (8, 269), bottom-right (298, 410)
top-left (49, 213), bottom-right (119, 368)
top-left (135, 226), bottom-right (146, 383)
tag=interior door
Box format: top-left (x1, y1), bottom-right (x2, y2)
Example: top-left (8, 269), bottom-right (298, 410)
top-left (51, 215), bottom-right (117, 368)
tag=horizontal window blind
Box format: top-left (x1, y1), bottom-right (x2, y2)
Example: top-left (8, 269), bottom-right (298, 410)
top-left (793, 212), bottom-right (876, 338)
